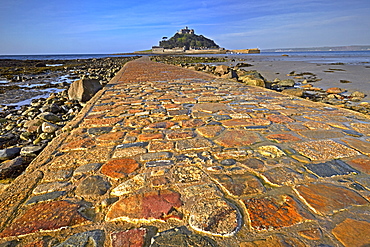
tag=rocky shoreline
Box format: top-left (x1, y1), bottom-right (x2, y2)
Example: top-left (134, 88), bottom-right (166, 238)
top-left (0, 56), bottom-right (137, 185)
top-left (151, 55), bottom-right (370, 114)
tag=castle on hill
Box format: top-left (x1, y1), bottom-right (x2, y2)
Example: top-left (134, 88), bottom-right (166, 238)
top-left (177, 26), bottom-right (194, 35)
top-left (152, 27), bottom-right (225, 54)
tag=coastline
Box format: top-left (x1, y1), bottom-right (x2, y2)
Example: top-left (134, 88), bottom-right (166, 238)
top-left (204, 52), bottom-right (370, 103)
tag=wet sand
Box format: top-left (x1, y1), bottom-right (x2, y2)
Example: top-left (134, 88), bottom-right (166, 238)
top-left (224, 55), bottom-right (370, 102)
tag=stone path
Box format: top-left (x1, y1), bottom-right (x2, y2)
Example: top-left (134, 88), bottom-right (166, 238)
top-left (1, 57), bottom-right (370, 246)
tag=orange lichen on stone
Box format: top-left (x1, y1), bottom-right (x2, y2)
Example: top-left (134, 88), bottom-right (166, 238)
top-left (0, 201), bottom-right (87, 238)
top-left (243, 195), bottom-right (309, 230)
top-left (101, 158), bottom-right (140, 178)
top-left (106, 189), bottom-right (182, 222)
top-left (295, 183), bottom-right (368, 215)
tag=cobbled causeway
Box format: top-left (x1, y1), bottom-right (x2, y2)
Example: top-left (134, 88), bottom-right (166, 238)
top-left (0, 57), bottom-right (369, 246)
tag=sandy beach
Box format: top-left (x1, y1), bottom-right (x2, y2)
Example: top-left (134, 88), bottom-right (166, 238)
top-left (223, 53), bottom-right (370, 102)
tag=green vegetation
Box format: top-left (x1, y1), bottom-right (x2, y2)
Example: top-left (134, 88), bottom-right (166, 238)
top-left (151, 56), bottom-right (227, 64)
top-left (134, 49), bottom-right (153, 53)
top-left (159, 33), bottom-right (219, 50)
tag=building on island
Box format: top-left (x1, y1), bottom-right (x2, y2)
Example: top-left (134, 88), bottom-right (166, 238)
top-left (152, 27), bottom-right (225, 54)
top-left (177, 26), bottom-right (194, 35)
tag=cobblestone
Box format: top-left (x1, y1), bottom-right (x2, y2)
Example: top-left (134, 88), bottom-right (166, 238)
top-left (1, 57), bottom-right (370, 246)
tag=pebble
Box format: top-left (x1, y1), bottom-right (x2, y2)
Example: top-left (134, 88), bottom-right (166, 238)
top-left (20, 145), bottom-right (44, 156)
top-left (0, 147), bottom-right (21, 161)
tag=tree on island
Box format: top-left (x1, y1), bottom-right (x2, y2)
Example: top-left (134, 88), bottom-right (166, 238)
top-left (159, 33), bottom-right (219, 50)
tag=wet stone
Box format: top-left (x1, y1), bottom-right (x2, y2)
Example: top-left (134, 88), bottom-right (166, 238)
top-left (140, 152), bottom-right (172, 161)
top-left (347, 157), bottom-right (370, 174)
top-left (243, 195), bottom-right (310, 231)
top-left (213, 173), bottom-right (265, 196)
top-left (111, 228), bottom-right (147, 247)
top-left (265, 133), bottom-right (301, 143)
top-left (73, 163), bottom-right (102, 176)
top-left (349, 182), bottom-right (367, 191)
top-left (147, 121), bottom-right (176, 129)
top-left (342, 137), bottom-right (370, 155)
top-left (262, 167), bottom-right (304, 186)
top-left (295, 183), bottom-right (368, 215)
top-left (303, 121), bottom-right (333, 130)
top-left (298, 228), bottom-right (322, 240)
top-left (26, 191), bottom-right (66, 205)
top-left (332, 218), bottom-right (370, 247)
top-left (0, 201), bottom-right (87, 238)
top-left (305, 160), bottom-right (358, 177)
top-left (167, 109), bottom-right (189, 116)
top-left (106, 189), bottom-right (182, 222)
top-left (189, 197), bottom-right (241, 237)
top-left (75, 175), bottom-right (110, 196)
top-left (145, 160), bottom-right (174, 168)
top-left (214, 130), bottom-right (261, 147)
top-left (297, 130), bottom-right (345, 140)
top-left (116, 142), bottom-right (148, 149)
top-left (181, 118), bottom-right (206, 128)
top-left (351, 123), bottom-right (370, 136)
top-left (239, 158), bottom-right (265, 170)
top-left (220, 159), bottom-right (236, 166)
top-left (196, 125), bottom-right (223, 138)
top-left (101, 158), bottom-right (140, 179)
top-left (33, 181), bottom-right (71, 195)
top-left (293, 140), bottom-right (360, 161)
top-left (87, 127), bottom-right (113, 136)
top-left (221, 118), bottom-right (270, 128)
top-left (54, 230), bottom-right (105, 247)
top-left (192, 103), bottom-right (230, 113)
top-left (240, 234), bottom-right (306, 247)
top-left (212, 114), bottom-right (231, 121)
top-left (151, 226), bottom-right (217, 247)
top-left (342, 129), bottom-right (363, 137)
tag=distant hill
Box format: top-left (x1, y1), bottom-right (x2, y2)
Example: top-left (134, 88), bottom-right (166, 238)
top-left (159, 33), bottom-right (220, 50)
top-left (263, 45), bottom-right (370, 52)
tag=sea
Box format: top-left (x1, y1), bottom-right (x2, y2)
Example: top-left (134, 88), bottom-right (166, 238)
top-left (1, 51), bottom-right (370, 108)
top-left (1, 51), bottom-right (369, 64)
top-left (213, 50), bottom-right (370, 65)
top-left (0, 53), bottom-right (136, 60)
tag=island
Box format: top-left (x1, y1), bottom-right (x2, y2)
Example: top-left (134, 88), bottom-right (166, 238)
top-left (134, 27), bottom-right (260, 54)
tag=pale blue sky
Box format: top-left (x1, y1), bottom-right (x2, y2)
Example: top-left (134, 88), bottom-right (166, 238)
top-left (1, 0), bottom-right (369, 54)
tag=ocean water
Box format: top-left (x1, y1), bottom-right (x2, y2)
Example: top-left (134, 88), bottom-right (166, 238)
top-left (229, 51), bottom-right (370, 65)
top-left (1, 51), bottom-right (370, 64)
top-left (0, 53), bottom-right (138, 60)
